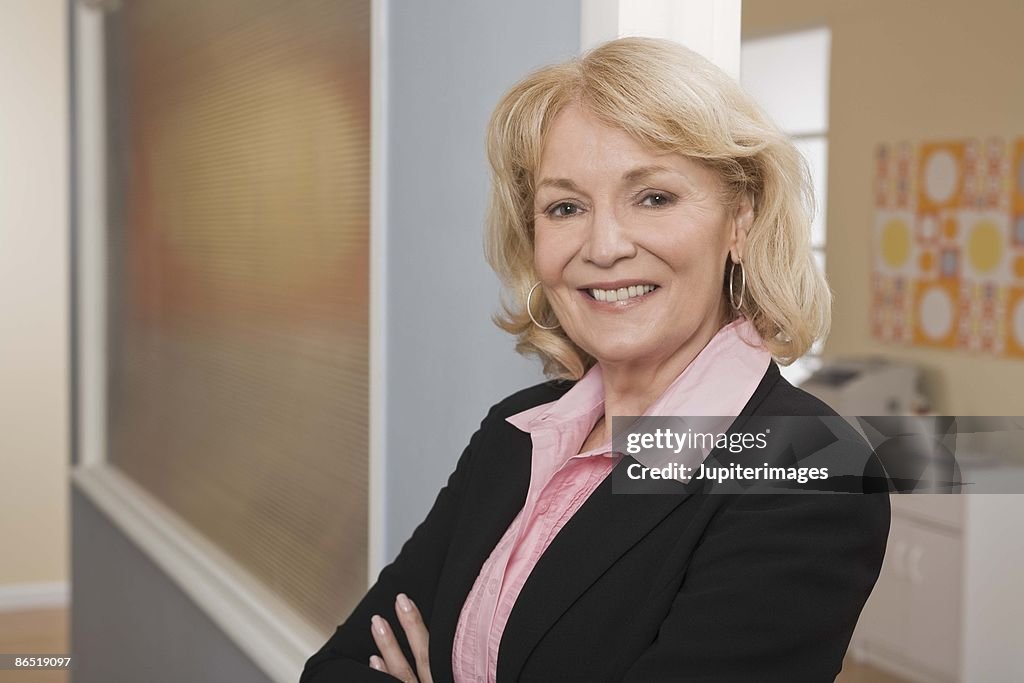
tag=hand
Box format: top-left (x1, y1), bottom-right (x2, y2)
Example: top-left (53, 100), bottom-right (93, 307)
top-left (368, 594), bottom-right (433, 683)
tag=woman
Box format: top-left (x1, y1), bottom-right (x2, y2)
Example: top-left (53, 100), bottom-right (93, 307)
top-left (301, 37), bottom-right (890, 683)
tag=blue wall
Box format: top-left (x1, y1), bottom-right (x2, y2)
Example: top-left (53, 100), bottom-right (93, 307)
top-left (383, 0), bottom-right (578, 559)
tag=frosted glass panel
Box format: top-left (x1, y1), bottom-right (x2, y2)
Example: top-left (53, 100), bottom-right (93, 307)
top-left (740, 27), bottom-right (830, 135)
top-left (795, 136), bottom-right (829, 248)
top-left (103, 0), bottom-right (370, 635)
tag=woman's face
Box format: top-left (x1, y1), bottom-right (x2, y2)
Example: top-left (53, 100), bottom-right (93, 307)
top-left (532, 104), bottom-right (749, 368)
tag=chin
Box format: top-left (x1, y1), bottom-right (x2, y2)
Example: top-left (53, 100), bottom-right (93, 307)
top-left (583, 337), bottom-right (662, 366)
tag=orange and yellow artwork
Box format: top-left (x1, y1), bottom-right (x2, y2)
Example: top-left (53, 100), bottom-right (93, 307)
top-left (872, 137), bottom-right (1024, 357)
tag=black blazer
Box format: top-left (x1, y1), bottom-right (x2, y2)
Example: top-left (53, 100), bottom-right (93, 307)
top-left (301, 361), bottom-right (891, 682)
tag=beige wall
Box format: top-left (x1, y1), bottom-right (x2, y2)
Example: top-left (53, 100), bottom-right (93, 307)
top-left (744, 0), bottom-right (1024, 414)
top-left (0, 0), bottom-right (69, 588)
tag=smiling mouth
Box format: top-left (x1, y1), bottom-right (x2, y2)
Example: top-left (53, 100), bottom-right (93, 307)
top-left (582, 284), bottom-right (660, 302)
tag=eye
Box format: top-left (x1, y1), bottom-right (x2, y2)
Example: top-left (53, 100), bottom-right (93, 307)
top-left (547, 202), bottom-right (582, 218)
top-left (639, 192), bottom-right (675, 208)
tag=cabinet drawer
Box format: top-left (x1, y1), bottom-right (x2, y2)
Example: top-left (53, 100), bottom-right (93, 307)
top-left (906, 523), bottom-right (962, 679)
top-left (853, 516), bottom-right (962, 682)
top-left (891, 493), bottom-right (963, 530)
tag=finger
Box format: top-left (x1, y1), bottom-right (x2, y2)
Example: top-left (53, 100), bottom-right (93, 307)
top-left (370, 614), bottom-right (417, 683)
top-left (395, 594), bottom-right (432, 683)
top-left (369, 655), bottom-right (388, 674)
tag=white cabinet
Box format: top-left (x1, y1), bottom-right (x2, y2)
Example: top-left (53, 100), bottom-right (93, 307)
top-left (853, 496), bottom-right (962, 682)
top-left (891, 494), bottom-right (963, 531)
top-left (851, 492), bottom-right (1024, 683)
top-left (906, 522), bottom-right (962, 679)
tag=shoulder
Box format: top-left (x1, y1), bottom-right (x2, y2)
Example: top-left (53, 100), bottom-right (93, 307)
top-left (750, 361), bottom-right (839, 417)
top-left (460, 379), bottom-right (574, 466)
top-left (744, 362), bottom-right (892, 494)
top-left (721, 376), bottom-right (891, 555)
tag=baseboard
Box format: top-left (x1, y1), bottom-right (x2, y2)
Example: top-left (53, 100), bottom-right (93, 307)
top-left (0, 581), bottom-right (69, 613)
top-left (72, 463), bottom-right (322, 683)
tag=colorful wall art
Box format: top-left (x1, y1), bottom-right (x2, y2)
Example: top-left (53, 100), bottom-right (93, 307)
top-left (872, 138), bottom-right (1024, 356)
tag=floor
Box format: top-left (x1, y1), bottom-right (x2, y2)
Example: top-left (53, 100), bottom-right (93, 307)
top-left (0, 607), bottom-right (911, 683)
top-left (0, 608), bottom-right (68, 683)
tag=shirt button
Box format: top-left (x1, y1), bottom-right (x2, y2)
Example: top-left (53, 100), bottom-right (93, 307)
top-left (537, 501), bottom-right (550, 514)
top-left (488, 579), bottom-right (499, 595)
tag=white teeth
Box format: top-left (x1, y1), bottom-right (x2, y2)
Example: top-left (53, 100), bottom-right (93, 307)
top-left (588, 285), bottom-right (657, 302)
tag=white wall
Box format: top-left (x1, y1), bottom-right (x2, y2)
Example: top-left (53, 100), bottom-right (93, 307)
top-left (0, 0), bottom-right (69, 596)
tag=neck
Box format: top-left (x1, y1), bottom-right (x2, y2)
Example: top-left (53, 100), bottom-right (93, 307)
top-left (595, 307), bottom-right (733, 444)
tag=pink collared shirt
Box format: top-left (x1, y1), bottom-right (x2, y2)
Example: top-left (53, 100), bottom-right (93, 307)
top-left (451, 318), bottom-right (770, 683)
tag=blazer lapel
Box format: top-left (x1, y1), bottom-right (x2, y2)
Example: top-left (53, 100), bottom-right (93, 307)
top-left (496, 362), bottom-right (783, 681)
top-left (494, 457), bottom-right (698, 681)
top-left (429, 362), bottom-right (782, 682)
top-left (429, 424), bottom-right (534, 683)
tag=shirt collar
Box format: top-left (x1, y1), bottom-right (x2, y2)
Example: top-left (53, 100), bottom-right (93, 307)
top-left (506, 317), bottom-right (770, 435)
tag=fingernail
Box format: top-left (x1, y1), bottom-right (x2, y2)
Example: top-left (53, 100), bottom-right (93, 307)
top-left (371, 614), bottom-right (387, 635)
top-left (396, 593), bottom-right (413, 613)
top-left (369, 655), bottom-right (384, 671)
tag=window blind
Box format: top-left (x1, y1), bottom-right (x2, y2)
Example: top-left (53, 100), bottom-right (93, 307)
top-left (103, 0), bottom-right (370, 634)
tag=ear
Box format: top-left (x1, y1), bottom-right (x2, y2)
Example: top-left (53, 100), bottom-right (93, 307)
top-left (729, 193), bottom-right (754, 264)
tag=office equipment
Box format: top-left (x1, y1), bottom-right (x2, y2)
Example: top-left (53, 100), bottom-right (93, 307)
top-left (801, 357), bottom-right (924, 415)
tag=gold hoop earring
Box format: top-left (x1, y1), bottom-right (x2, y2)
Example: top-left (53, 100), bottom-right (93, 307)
top-left (527, 281), bottom-right (560, 330)
top-left (729, 261), bottom-right (746, 311)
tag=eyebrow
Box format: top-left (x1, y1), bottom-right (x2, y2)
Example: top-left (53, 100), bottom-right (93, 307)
top-left (622, 164), bottom-right (677, 183)
top-left (536, 164), bottom-right (680, 193)
top-left (535, 177), bottom-right (582, 192)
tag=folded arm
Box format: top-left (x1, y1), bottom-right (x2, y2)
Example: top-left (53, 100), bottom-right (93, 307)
top-left (299, 402), bottom-right (501, 682)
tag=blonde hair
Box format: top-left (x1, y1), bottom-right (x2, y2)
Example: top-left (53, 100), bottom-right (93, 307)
top-left (484, 36), bottom-right (831, 380)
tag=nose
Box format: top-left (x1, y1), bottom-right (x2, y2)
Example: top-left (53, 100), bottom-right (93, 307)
top-left (580, 205), bottom-right (637, 267)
